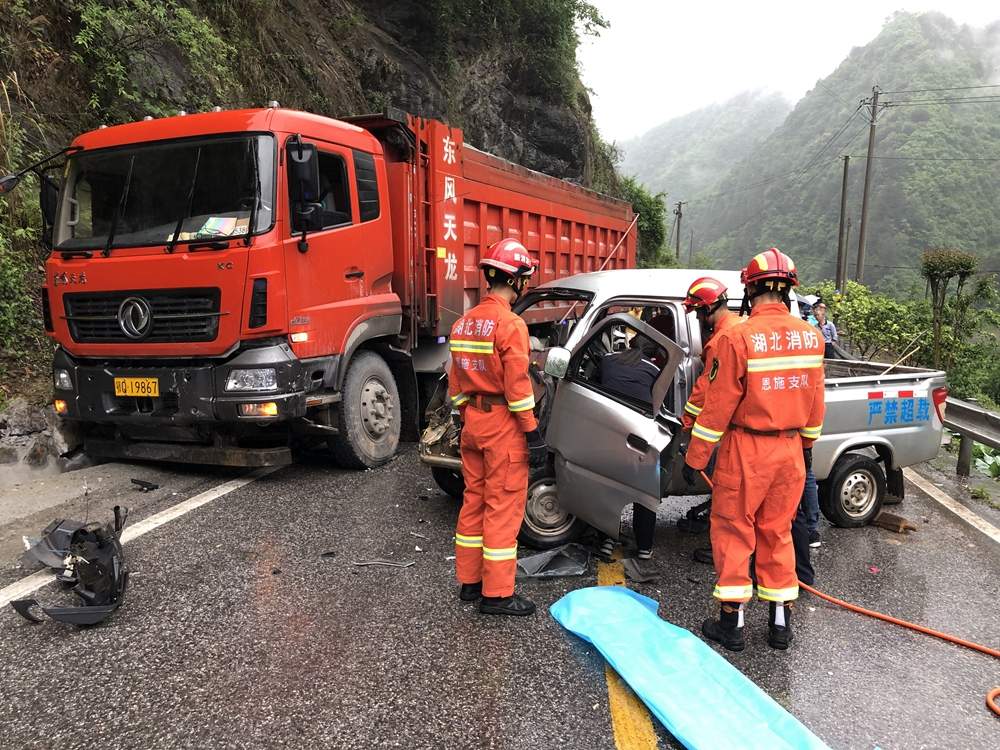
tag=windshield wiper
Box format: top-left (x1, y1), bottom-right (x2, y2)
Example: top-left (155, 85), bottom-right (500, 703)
top-left (244, 139), bottom-right (260, 247)
top-left (103, 155), bottom-right (134, 258)
top-left (165, 148), bottom-right (202, 254)
top-left (60, 249), bottom-right (94, 260)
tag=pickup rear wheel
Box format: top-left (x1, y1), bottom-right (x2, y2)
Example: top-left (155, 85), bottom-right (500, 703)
top-left (518, 473), bottom-right (585, 550)
top-left (328, 351), bottom-right (400, 469)
top-left (819, 454), bottom-right (886, 527)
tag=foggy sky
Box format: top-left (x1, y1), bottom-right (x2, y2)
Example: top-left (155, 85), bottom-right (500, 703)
top-left (579, 1), bottom-right (1000, 143)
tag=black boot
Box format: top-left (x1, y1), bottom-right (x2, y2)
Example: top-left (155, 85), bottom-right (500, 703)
top-left (768, 601), bottom-right (794, 650)
top-left (702, 602), bottom-right (745, 652)
top-left (692, 547), bottom-right (713, 565)
top-left (459, 582), bottom-right (482, 602)
top-left (479, 593), bottom-right (536, 616)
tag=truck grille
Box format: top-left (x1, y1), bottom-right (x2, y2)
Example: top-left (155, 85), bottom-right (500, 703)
top-left (63, 288), bottom-right (222, 343)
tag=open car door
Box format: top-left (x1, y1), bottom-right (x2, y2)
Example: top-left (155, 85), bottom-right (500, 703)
top-left (545, 313), bottom-right (684, 539)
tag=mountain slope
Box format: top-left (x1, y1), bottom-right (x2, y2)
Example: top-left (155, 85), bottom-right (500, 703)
top-left (691, 11), bottom-right (1000, 288)
top-left (619, 91), bottom-right (790, 200)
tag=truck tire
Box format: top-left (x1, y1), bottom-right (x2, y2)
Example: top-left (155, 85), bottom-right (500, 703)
top-left (328, 351), bottom-right (401, 469)
top-left (518, 472), bottom-right (585, 550)
top-left (432, 466), bottom-right (465, 500)
top-left (819, 454), bottom-right (886, 528)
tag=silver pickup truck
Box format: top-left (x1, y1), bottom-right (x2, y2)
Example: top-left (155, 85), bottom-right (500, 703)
top-left (419, 269), bottom-right (949, 548)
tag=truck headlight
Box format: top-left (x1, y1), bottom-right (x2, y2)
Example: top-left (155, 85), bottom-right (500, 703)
top-left (54, 369), bottom-right (73, 391)
top-left (225, 368), bottom-right (278, 392)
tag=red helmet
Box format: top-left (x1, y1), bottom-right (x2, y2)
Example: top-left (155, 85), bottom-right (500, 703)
top-left (480, 238), bottom-right (536, 278)
top-left (740, 247), bottom-right (799, 287)
top-left (683, 277), bottom-right (728, 312)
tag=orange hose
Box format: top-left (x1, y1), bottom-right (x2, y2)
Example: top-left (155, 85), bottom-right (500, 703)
top-left (697, 470), bottom-right (1000, 716)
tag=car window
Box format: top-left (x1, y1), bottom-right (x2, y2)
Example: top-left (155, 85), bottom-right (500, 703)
top-left (515, 290), bottom-right (593, 349)
top-left (568, 319), bottom-right (671, 417)
top-left (290, 150), bottom-right (352, 232)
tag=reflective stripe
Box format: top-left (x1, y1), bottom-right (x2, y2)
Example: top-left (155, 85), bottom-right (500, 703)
top-left (753, 252), bottom-right (769, 271)
top-left (757, 584), bottom-right (799, 602)
top-left (747, 354), bottom-right (824, 372)
top-left (684, 401), bottom-right (702, 417)
top-left (482, 545), bottom-right (517, 561)
top-left (451, 393), bottom-right (470, 407)
top-left (799, 425), bottom-right (822, 439)
top-left (507, 395), bottom-right (535, 413)
top-left (455, 534), bottom-right (483, 549)
top-left (449, 339), bottom-right (495, 354)
top-left (691, 422), bottom-right (723, 444)
top-left (688, 281), bottom-right (720, 294)
top-left (713, 584), bottom-right (753, 600)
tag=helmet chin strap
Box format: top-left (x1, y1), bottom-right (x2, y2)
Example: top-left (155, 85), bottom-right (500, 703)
top-left (743, 281), bottom-right (792, 314)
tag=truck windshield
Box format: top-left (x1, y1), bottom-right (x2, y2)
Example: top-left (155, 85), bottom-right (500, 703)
top-left (55, 134), bottom-right (274, 252)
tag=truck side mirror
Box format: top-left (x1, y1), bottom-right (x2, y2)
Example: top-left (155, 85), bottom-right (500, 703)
top-left (543, 347), bottom-right (571, 379)
top-left (0, 174), bottom-right (21, 195)
top-left (286, 138), bottom-right (322, 251)
top-left (39, 174), bottom-right (59, 247)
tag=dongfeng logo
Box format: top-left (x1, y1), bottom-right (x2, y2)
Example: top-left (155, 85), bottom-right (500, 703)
top-left (118, 297), bottom-right (153, 339)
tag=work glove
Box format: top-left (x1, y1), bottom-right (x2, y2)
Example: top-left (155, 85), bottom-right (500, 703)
top-left (682, 463), bottom-right (698, 487)
top-left (525, 429), bottom-right (547, 469)
top-left (803, 447), bottom-right (813, 472)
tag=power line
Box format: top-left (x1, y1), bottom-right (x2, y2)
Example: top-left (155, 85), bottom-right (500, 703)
top-left (885, 96), bottom-right (1000, 106)
top-left (847, 154), bottom-right (1000, 161)
top-left (881, 84), bottom-right (1000, 95)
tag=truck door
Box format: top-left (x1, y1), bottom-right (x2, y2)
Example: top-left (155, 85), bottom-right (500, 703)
top-left (282, 138), bottom-right (367, 358)
top-left (545, 313), bottom-right (684, 539)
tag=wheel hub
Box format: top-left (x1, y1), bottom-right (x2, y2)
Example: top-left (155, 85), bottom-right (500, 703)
top-left (523, 480), bottom-right (573, 536)
top-left (840, 470), bottom-right (876, 517)
top-left (360, 377), bottom-right (394, 440)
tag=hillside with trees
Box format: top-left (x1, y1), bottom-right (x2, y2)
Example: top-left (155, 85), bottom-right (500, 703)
top-left (619, 91), bottom-right (790, 203)
top-left (688, 12), bottom-right (1000, 291)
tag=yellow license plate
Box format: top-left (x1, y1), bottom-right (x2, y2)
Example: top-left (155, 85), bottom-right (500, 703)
top-left (114, 377), bottom-right (160, 397)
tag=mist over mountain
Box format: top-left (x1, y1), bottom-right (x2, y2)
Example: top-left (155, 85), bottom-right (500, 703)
top-left (619, 92), bottom-right (790, 201)
top-left (631, 11), bottom-right (1000, 289)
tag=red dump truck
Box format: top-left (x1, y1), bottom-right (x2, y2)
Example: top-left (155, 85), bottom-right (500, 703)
top-left (25, 106), bottom-right (636, 467)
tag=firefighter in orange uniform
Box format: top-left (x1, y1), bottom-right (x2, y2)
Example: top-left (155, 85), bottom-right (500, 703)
top-left (682, 248), bottom-right (825, 651)
top-left (681, 277), bottom-right (741, 431)
top-left (447, 238), bottom-right (546, 617)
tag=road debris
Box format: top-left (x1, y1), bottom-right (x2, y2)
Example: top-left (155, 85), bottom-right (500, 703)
top-left (516, 543), bottom-right (589, 578)
top-left (623, 558), bottom-right (658, 583)
top-left (409, 531), bottom-right (428, 540)
top-left (351, 559), bottom-right (415, 569)
top-left (873, 512), bottom-right (918, 534)
top-left (868, 565), bottom-right (881, 575)
top-left (12, 506), bottom-right (129, 627)
top-left (131, 478), bottom-right (159, 492)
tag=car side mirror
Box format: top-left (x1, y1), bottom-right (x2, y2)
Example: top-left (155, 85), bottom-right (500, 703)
top-left (543, 347), bottom-right (571, 379)
top-left (0, 174), bottom-right (21, 195)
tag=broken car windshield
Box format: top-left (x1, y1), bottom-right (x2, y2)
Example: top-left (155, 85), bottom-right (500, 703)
top-left (55, 134), bottom-right (275, 252)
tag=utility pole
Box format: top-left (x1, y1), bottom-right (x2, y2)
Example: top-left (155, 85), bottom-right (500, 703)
top-left (673, 201), bottom-right (686, 260)
top-left (835, 155), bottom-right (850, 291)
top-left (856, 85), bottom-right (880, 283)
top-left (844, 217), bottom-right (852, 280)
top-left (687, 229), bottom-right (694, 265)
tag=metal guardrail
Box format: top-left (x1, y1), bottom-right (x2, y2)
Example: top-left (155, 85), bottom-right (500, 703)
top-left (943, 397), bottom-right (1000, 476)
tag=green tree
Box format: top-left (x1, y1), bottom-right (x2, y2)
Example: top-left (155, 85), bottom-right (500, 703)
top-left (616, 176), bottom-right (668, 268)
top-left (921, 248), bottom-right (978, 368)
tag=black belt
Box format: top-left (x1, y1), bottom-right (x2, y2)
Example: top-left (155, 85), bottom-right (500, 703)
top-left (730, 424), bottom-right (798, 438)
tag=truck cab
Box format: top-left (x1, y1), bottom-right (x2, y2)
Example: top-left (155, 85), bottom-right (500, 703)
top-left (47, 108), bottom-right (404, 466)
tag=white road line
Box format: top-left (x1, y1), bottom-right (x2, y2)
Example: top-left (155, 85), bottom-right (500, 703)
top-left (903, 467), bottom-right (1000, 546)
top-left (0, 466), bottom-right (279, 608)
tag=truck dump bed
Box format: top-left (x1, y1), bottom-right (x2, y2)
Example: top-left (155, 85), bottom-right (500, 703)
top-left (348, 113), bottom-right (636, 343)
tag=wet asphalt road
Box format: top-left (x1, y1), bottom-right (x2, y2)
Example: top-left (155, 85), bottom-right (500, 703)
top-left (0, 448), bottom-right (997, 750)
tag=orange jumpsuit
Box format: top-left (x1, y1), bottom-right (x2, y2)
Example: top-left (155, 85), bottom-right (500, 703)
top-left (447, 294), bottom-right (538, 598)
top-left (686, 302), bottom-right (825, 603)
top-left (682, 311), bottom-right (742, 431)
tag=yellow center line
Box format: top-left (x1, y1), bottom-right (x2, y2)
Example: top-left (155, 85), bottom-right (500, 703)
top-left (596, 551), bottom-right (659, 750)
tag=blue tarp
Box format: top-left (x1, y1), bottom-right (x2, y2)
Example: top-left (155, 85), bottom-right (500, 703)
top-left (550, 586), bottom-right (830, 750)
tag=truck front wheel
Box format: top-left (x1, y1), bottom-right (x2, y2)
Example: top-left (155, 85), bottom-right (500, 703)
top-left (329, 351), bottom-right (401, 469)
top-left (819, 453), bottom-right (886, 527)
